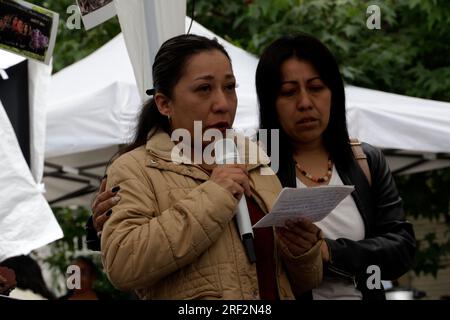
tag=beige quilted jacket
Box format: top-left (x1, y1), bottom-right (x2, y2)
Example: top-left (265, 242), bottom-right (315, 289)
top-left (101, 129), bottom-right (323, 299)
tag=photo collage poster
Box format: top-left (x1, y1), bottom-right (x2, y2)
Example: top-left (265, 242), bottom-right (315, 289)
top-left (0, 0), bottom-right (59, 65)
top-left (76, 0), bottom-right (116, 30)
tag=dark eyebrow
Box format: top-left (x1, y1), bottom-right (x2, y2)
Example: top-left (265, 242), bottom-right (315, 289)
top-left (194, 75), bottom-right (214, 81)
top-left (280, 80), bottom-right (298, 85)
top-left (194, 74), bottom-right (235, 81)
top-left (280, 76), bottom-right (322, 85)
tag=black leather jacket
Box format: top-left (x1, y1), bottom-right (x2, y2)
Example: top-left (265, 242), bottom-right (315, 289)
top-left (321, 143), bottom-right (416, 300)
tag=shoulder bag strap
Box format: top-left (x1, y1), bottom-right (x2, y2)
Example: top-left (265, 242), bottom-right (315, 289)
top-left (349, 138), bottom-right (372, 187)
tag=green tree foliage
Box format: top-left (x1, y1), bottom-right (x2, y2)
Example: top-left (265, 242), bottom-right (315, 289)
top-left (396, 170), bottom-right (450, 277)
top-left (189, 0), bottom-right (450, 102)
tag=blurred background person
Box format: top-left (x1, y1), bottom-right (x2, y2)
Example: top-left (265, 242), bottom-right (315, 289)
top-left (0, 255), bottom-right (54, 300)
top-left (58, 256), bottom-right (110, 300)
top-left (0, 265), bottom-right (16, 297)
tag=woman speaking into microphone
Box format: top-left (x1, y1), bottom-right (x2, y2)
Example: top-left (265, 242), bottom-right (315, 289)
top-left (94, 34), bottom-right (323, 300)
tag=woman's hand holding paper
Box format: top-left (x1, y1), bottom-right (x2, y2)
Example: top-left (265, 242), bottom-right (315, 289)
top-left (276, 218), bottom-right (322, 257)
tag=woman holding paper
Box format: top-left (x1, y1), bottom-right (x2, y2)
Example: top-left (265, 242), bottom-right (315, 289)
top-left (91, 34), bottom-right (323, 299)
top-left (255, 34), bottom-right (416, 300)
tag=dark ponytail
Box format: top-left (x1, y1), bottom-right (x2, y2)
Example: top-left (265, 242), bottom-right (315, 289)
top-left (119, 99), bottom-right (169, 155)
top-left (117, 34), bottom-right (230, 157)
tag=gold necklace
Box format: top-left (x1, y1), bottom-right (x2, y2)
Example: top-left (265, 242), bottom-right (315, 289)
top-left (295, 158), bottom-right (333, 183)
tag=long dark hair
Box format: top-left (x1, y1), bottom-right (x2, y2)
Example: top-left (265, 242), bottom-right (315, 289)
top-left (119, 34), bottom-right (231, 155)
top-left (0, 255), bottom-right (56, 300)
top-left (256, 33), bottom-right (353, 187)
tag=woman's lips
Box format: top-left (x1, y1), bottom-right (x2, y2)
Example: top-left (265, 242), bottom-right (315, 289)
top-left (298, 117), bottom-right (317, 124)
top-left (296, 118), bottom-right (318, 129)
top-left (205, 122), bottom-right (230, 132)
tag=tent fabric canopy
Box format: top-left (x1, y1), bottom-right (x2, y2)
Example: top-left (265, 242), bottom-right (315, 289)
top-left (46, 33), bottom-right (140, 158)
top-left (346, 86), bottom-right (450, 154)
top-left (43, 19), bottom-right (450, 206)
top-left (346, 86), bottom-right (450, 175)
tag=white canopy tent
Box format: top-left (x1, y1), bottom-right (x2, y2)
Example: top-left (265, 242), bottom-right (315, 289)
top-left (346, 86), bottom-right (450, 175)
top-left (43, 20), bottom-right (450, 207)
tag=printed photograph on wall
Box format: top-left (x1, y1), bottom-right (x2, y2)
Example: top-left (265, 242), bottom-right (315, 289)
top-left (76, 0), bottom-right (116, 30)
top-left (0, 0), bottom-right (58, 65)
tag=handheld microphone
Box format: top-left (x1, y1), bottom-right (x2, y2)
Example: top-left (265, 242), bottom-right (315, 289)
top-left (214, 138), bottom-right (256, 263)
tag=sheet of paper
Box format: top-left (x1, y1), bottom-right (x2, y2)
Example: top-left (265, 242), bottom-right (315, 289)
top-left (253, 185), bottom-right (355, 228)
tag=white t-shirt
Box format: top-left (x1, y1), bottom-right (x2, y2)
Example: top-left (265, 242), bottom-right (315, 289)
top-left (296, 165), bottom-right (365, 300)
